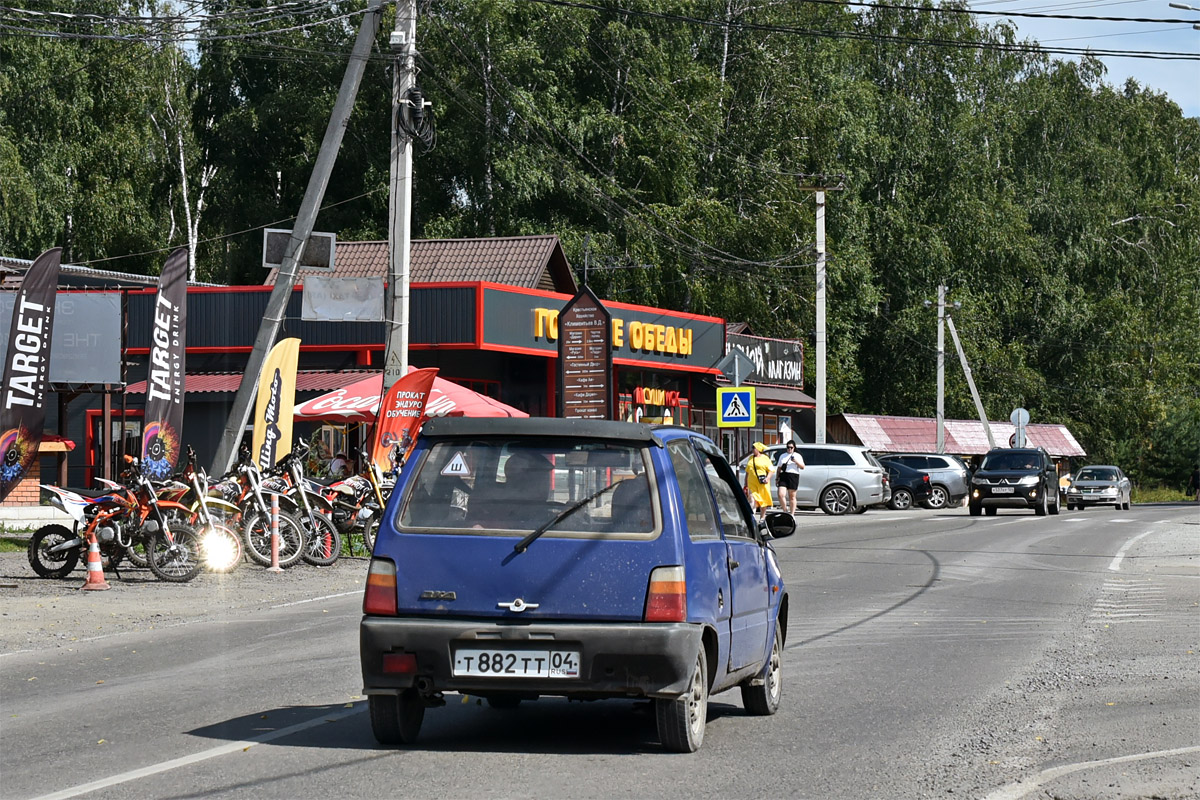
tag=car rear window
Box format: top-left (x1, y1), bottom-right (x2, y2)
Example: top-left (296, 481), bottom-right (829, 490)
top-left (397, 439), bottom-right (659, 538)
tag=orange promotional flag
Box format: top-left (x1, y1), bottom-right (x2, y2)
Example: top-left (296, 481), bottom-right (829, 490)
top-left (370, 367), bottom-right (438, 474)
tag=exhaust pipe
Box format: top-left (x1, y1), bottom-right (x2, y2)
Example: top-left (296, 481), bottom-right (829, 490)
top-left (414, 676), bottom-right (435, 695)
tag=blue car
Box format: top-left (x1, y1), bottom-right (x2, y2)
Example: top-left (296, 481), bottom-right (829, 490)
top-left (360, 417), bottom-right (795, 752)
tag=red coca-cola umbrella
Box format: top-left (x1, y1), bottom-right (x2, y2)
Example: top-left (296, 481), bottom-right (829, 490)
top-left (293, 369), bottom-right (527, 422)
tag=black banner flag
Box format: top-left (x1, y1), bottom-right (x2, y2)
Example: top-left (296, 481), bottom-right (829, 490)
top-left (141, 248), bottom-right (188, 480)
top-left (0, 248), bottom-right (62, 503)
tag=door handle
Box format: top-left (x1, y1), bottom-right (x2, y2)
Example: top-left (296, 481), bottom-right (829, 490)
top-left (728, 558), bottom-right (740, 569)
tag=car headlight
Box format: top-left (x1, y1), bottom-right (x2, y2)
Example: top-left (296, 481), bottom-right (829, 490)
top-left (1101, 486), bottom-right (1118, 495)
top-left (1017, 475), bottom-right (1039, 486)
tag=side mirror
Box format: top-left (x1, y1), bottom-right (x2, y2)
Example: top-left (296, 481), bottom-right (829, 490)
top-left (761, 510), bottom-right (795, 539)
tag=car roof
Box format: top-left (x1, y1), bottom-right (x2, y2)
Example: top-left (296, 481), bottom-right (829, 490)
top-left (1078, 464), bottom-right (1120, 470)
top-left (421, 416), bottom-right (664, 446)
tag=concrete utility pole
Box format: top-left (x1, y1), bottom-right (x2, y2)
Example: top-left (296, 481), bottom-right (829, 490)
top-left (383, 0), bottom-right (417, 394)
top-left (936, 284), bottom-right (946, 453)
top-left (210, 0), bottom-right (385, 476)
top-left (798, 175), bottom-right (844, 444)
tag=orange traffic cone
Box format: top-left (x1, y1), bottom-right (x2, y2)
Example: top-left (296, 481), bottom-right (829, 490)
top-left (80, 533), bottom-right (111, 591)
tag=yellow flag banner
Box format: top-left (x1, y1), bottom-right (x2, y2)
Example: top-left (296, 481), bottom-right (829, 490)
top-left (252, 337), bottom-right (301, 469)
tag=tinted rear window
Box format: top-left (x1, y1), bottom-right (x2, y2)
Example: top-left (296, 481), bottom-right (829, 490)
top-left (398, 439), bottom-right (658, 538)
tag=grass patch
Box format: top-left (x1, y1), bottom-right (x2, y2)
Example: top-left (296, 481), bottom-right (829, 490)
top-left (0, 535), bottom-right (29, 553)
top-left (1132, 485), bottom-right (1192, 503)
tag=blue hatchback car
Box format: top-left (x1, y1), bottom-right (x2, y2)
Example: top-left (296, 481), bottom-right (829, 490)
top-left (360, 417), bottom-right (794, 752)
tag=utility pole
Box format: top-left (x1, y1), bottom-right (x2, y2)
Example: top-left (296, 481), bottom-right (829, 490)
top-left (944, 313), bottom-right (995, 449)
top-left (383, 0), bottom-right (417, 394)
top-left (210, 0), bottom-right (384, 476)
top-left (927, 286), bottom-right (995, 451)
top-left (936, 284), bottom-right (946, 452)
top-left (925, 285), bottom-right (953, 452)
top-left (797, 175), bottom-right (844, 444)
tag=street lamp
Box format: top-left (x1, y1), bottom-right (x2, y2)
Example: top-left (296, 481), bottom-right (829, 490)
top-left (1168, 2), bottom-right (1200, 28)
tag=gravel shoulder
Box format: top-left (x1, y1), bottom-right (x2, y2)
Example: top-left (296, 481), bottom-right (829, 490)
top-left (0, 547), bottom-right (369, 655)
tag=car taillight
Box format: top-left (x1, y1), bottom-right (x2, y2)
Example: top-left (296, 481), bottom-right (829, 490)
top-left (923, 475), bottom-right (930, 485)
top-left (363, 558), bottom-right (398, 616)
top-left (645, 565), bottom-right (686, 622)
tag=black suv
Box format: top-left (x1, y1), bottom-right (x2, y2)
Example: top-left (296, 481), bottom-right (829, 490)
top-left (968, 447), bottom-right (1060, 517)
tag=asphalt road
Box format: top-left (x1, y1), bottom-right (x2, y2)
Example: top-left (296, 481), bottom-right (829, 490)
top-left (2, 502), bottom-right (1197, 800)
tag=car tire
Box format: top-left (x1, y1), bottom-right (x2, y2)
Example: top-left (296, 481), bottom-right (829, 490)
top-left (1066, 503), bottom-right (1074, 510)
top-left (656, 647), bottom-right (708, 752)
top-left (968, 502), bottom-right (981, 517)
top-left (889, 488), bottom-right (913, 511)
top-left (926, 485), bottom-right (948, 510)
top-left (1048, 488), bottom-right (1060, 516)
top-left (985, 507), bottom-right (997, 516)
top-left (1035, 490), bottom-right (1048, 516)
top-left (819, 485), bottom-right (854, 516)
top-left (369, 690), bottom-right (425, 746)
top-left (741, 625), bottom-right (783, 716)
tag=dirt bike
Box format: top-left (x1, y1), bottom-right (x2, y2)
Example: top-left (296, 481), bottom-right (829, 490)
top-left (154, 446), bottom-right (244, 572)
top-left (212, 451), bottom-right (307, 568)
top-left (34, 457), bottom-right (203, 582)
top-left (321, 445), bottom-right (399, 557)
top-left (261, 440), bottom-right (342, 566)
top-left (30, 484), bottom-right (130, 578)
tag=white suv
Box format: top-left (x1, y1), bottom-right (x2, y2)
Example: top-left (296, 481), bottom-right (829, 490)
top-left (739, 443), bottom-right (887, 515)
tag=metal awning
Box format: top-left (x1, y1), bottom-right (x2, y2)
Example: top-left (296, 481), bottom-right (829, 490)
top-left (832, 413), bottom-right (1086, 457)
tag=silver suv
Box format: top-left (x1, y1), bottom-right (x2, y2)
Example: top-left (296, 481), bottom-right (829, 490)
top-left (877, 453), bottom-right (970, 509)
top-left (739, 443), bottom-right (887, 515)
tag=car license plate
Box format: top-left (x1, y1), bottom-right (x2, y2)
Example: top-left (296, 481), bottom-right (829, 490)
top-left (453, 648), bottom-right (580, 678)
top-left (992, 486), bottom-right (1014, 494)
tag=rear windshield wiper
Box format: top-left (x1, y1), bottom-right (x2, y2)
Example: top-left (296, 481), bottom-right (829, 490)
top-left (512, 481), bottom-right (623, 555)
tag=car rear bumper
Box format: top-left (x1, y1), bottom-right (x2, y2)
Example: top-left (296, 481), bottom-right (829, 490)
top-left (361, 616), bottom-right (703, 700)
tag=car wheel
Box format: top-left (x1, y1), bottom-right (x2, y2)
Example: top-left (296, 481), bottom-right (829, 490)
top-left (656, 647), bottom-right (708, 752)
top-left (369, 690), bottom-right (425, 746)
top-left (741, 625), bottom-right (783, 716)
top-left (985, 507), bottom-right (997, 516)
top-left (1048, 488), bottom-right (1060, 516)
top-left (819, 485), bottom-right (853, 515)
top-left (1035, 489), bottom-right (1048, 516)
top-left (925, 485), bottom-right (948, 510)
top-left (889, 488), bottom-right (913, 511)
top-left (1067, 503), bottom-right (1074, 510)
top-left (1125, 500), bottom-right (1132, 510)
top-left (968, 502), bottom-right (981, 517)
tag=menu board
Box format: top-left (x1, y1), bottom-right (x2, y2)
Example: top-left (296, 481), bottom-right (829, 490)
top-left (557, 287), bottom-right (613, 419)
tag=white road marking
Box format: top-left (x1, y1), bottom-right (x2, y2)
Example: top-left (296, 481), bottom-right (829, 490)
top-left (29, 704), bottom-right (366, 800)
top-left (1108, 530), bottom-right (1154, 571)
top-left (981, 744), bottom-right (1200, 800)
top-left (271, 590), bottom-right (360, 608)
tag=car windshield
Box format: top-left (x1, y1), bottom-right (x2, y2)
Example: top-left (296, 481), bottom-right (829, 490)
top-left (397, 439), bottom-right (657, 536)
top-left (980, 451), bottom-right (1040, 471)
top-left (1076, 468), bottom-right (1117, 481)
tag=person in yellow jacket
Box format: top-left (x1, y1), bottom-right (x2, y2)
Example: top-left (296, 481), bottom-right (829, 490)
top-left (745, 442), bottom-right (776, 520)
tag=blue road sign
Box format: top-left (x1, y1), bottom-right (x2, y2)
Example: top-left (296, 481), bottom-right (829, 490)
top-left (717, 386), bottom-right (756, 428)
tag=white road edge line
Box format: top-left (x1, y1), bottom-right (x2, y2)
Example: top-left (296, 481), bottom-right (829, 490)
top-left (29, 705), bottom-right (366, 800)
top-left (981, 744), bottom-right (1200, 800)
top-left (1108, 530), bottom-right (1154, 571)
top-left (271, 590), bottom-right (361, 609)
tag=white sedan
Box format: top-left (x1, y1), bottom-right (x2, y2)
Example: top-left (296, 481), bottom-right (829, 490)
top-left (1065, 465), bottom-right (1132, 510)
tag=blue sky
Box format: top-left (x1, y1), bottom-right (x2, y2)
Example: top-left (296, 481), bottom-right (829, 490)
top-left (969, 0), bottom-right (1200, 118)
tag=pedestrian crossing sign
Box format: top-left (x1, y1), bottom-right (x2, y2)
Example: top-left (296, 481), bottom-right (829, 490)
top-left (717, 387), bottom-right (756, 428)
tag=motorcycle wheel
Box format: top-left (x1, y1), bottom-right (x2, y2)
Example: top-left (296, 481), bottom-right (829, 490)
top-left (124, 539), bottom-right (151, 569)
top-left (146, 522), bottom-right (204, 583)
top-left (198, 522), bottom-right (243, 572)
top-left (242, 509), bottom-right (306, 568)
top-left (28, 524), bottom-right (80, 579)
top-left (300, 512), bottom-right (342, 567)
